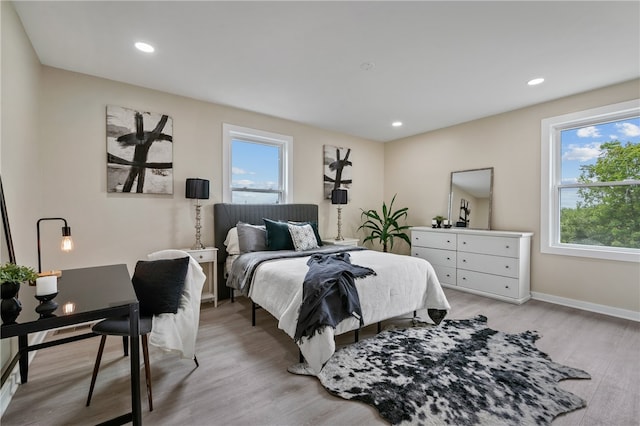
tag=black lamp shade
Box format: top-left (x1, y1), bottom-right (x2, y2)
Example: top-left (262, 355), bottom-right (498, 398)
top-left (331, 189), bottom-right (348, 205)
top-left (185, 178), bottom-right (210, 200)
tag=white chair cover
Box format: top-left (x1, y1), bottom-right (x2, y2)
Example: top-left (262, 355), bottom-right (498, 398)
top-left (146, 250), bottom-right (206, 359)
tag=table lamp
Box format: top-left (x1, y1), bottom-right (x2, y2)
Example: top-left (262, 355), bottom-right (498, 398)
top-left (186, 178), bottom-right (210, 249)
top-left (331, 188), bottom-right (348, 241)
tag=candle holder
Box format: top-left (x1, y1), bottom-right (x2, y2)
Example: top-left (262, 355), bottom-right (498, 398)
top-left (35, 292), bottom-right (58, 318)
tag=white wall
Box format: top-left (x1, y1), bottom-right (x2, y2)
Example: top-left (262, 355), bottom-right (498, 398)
top-left (385, 79), bottom-right (640, 314)
top-left (0, 0), bottom-right (43, 406)
top-left (35, 67), bottom-right (384, 275)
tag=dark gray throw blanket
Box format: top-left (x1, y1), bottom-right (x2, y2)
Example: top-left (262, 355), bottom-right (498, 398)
top-left (294, 252), bottom-right (376, 343)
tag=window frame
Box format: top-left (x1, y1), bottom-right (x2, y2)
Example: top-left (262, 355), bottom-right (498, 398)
top-left (222, 123), bottom-right (293, 204)
top-left (540, 99), bottom-right (640, 263)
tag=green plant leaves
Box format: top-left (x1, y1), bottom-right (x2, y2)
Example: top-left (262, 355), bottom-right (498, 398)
top-left (358, 194), bottom-right (410, 252)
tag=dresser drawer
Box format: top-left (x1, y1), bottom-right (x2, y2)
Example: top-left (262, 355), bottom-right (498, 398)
top-left (185, 249), bottom-right (216, 263)
top-left (457, 252), bottom-right (519, 279)
top-left (432, 264), bottom-right (456, 286)
top-left (457, 234), bottom-right (519, 258)
top-left (412, 231), bottom-right (456, 250)
top-left (457, 270), bottom-right (519, 299)
top-left (412, 246), bottom-right (456, 267)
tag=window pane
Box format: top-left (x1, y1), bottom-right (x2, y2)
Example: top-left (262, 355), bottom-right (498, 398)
top-left (231, 139), bottom-right (281, 191)
top-left (560, 185), bottom-right (639, 248)
top-left (561, 117), bottom-right (640, 184)
top-left (231, 190), bottom-right (280, 204)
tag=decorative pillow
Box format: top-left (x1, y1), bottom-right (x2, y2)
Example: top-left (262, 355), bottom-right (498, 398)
top-left (289, 221), bottom-right (323, 246)
top-left (263, 218), bottom-right (295, 250)
top-left (224, 227), bottom-right (240, 255)
top-left (131, 257), bottom-right (189, 316)
top-left (288, 223), bottom-right (320, 251)
top-left (237, 222), bottom-right (267, 253)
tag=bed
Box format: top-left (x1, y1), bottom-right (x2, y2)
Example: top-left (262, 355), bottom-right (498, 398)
top-left (213, 203), bottom-right (450, 374)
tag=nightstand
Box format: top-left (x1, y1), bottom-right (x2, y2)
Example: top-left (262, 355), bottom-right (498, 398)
top-left (182, 247), bottom-right (218, 307)
top-left (322, 237), bottom-right (360, 246)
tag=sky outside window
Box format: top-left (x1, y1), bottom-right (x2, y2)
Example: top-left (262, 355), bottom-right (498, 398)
top-left (231, 139), bottom-right (281, 204)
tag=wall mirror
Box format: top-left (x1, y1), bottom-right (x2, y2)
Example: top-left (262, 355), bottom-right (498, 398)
top-left (448, 167), bottom-right (493, 230)
top-left (1, 176), bottom-right (16, 264)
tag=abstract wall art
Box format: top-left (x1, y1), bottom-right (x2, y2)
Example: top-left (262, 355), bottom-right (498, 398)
top-left (323, 145), bottom-right (352, 199)
top-left (106, 105), bottom-right (173, 194)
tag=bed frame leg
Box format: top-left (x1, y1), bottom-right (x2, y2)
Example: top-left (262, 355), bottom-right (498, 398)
top-left (231, 290), bottom-right (235, 303)
top-left (252, 302), bottom-right (256, 326)
top-left (299, 349), bottom-right (304, 363)
top-left (354, 329), bottom-right (359, 342)
top-left (377, 322), bottom-right (382, 333)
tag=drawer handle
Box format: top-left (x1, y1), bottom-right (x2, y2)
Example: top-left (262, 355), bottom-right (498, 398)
top-left (462, 241), bottom-right (467, 245)
top-left (446, 240), bottom-right (451, 243)
top-left (462, 277), bottom-right (467, 280)
top-left (505, 265), bottom-right (509, 269)
top-left (506, 245), bottom-right (510, 249)
top-left (462, 259), bottom-right (467, 263)
top-left (446, 274), bottom-right (451, 277)
top-left (505, 285), bottom-right (510, 289)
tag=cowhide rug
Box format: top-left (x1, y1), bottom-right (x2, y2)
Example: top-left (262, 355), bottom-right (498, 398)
top-left (304, 315), bottom-right (591, 425)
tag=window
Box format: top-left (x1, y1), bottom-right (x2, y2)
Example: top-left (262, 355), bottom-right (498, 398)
top-left (222, 124), bottom-right (292, 204)
top-left (541, 99), bottom-right (640, 262)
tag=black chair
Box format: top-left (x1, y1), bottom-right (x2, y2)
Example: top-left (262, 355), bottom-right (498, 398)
top-left (86, 316), bottom-right (154, 410)
top-left (86, 252), bottom-right (202, 411)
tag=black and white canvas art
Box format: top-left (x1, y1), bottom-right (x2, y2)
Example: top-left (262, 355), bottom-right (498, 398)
top-left (106, 105), bottom-right (174, 194)
top-left (323, 145), bottom-right (352, 199)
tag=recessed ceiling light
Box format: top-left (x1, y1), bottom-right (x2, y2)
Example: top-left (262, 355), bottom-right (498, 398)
top-left (527, 77), bottom-right (545, 86)
top-left (360, 62), bottom-right (375, 71)
top-left (392, 121), bottom-right (403, 127)
top-left (135, 42), bottom-right (155, 53)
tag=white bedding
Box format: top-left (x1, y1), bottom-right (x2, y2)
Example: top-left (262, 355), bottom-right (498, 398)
top-left (247, 249), bottom-right (450, 374)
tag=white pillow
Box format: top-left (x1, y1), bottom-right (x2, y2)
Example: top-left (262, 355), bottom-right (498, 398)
top-left (224, 227), bottom-right (240, 255)
top-left (288, 223), bottom-right (319, 251)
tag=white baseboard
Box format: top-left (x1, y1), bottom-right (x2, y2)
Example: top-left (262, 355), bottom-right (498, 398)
top-left (531, 291), bottom-right (640, 322)
top-left (0, 331), bottom-right (48, 417)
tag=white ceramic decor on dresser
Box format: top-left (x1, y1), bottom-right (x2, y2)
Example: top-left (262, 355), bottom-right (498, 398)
top-left (411, 227), bottom-right (533, 304)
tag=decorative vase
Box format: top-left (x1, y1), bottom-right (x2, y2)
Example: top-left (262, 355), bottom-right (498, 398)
top-left (1, 281), bottom-right (23, 325)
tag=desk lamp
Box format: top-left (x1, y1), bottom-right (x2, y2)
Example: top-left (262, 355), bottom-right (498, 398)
top-left (36, 217), bottom-right (74, 274)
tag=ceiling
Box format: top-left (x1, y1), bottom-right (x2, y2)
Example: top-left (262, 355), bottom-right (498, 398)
top-left (12, 1), bottom-right (640, 142)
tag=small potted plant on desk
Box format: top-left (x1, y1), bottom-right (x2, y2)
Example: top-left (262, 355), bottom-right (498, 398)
top-left (1, 263), bottom-right (38, 324)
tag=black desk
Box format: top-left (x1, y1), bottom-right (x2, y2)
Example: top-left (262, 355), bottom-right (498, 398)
top-left (1, 264), bottom-right (142, 425)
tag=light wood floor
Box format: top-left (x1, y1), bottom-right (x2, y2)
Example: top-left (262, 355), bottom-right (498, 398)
top-left (2, 288), bottom-right (639, 425)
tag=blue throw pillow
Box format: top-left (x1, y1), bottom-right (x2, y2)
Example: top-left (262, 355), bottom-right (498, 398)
top-left (132, 257), bottom-right (189, 316)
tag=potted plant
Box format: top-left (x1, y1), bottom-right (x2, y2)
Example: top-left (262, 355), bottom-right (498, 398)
top-left (1, 263), bottom-right (38, 324)
top-left (433, 215), bottom-right (446, 228)
top-left (358, 194), bottom-right (411, 252)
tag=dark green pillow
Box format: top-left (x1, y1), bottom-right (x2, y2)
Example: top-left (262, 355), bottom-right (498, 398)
top-left (264, 218), bottom-right (295, 250)
top-left (132, 257), bottom-right (189, 316)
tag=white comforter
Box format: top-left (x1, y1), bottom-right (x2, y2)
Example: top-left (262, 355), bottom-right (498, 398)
top-left (248, 249), bottom-right (450, 374)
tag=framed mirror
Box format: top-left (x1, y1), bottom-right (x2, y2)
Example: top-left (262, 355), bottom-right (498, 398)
top-left (448, 167), bottom-right (493, 230)
top-left (1, 176), bottom-right (16, 264)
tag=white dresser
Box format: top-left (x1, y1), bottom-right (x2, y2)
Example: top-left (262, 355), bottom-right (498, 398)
top-left (411, 227), bottom-right (533, 304)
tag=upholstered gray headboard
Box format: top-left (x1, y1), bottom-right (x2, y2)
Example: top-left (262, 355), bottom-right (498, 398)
top-left (213, 203), bottom-right (319, 300)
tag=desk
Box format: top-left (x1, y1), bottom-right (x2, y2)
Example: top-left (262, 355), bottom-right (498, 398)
top-left (1, 264), bottom-right (142, 425)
